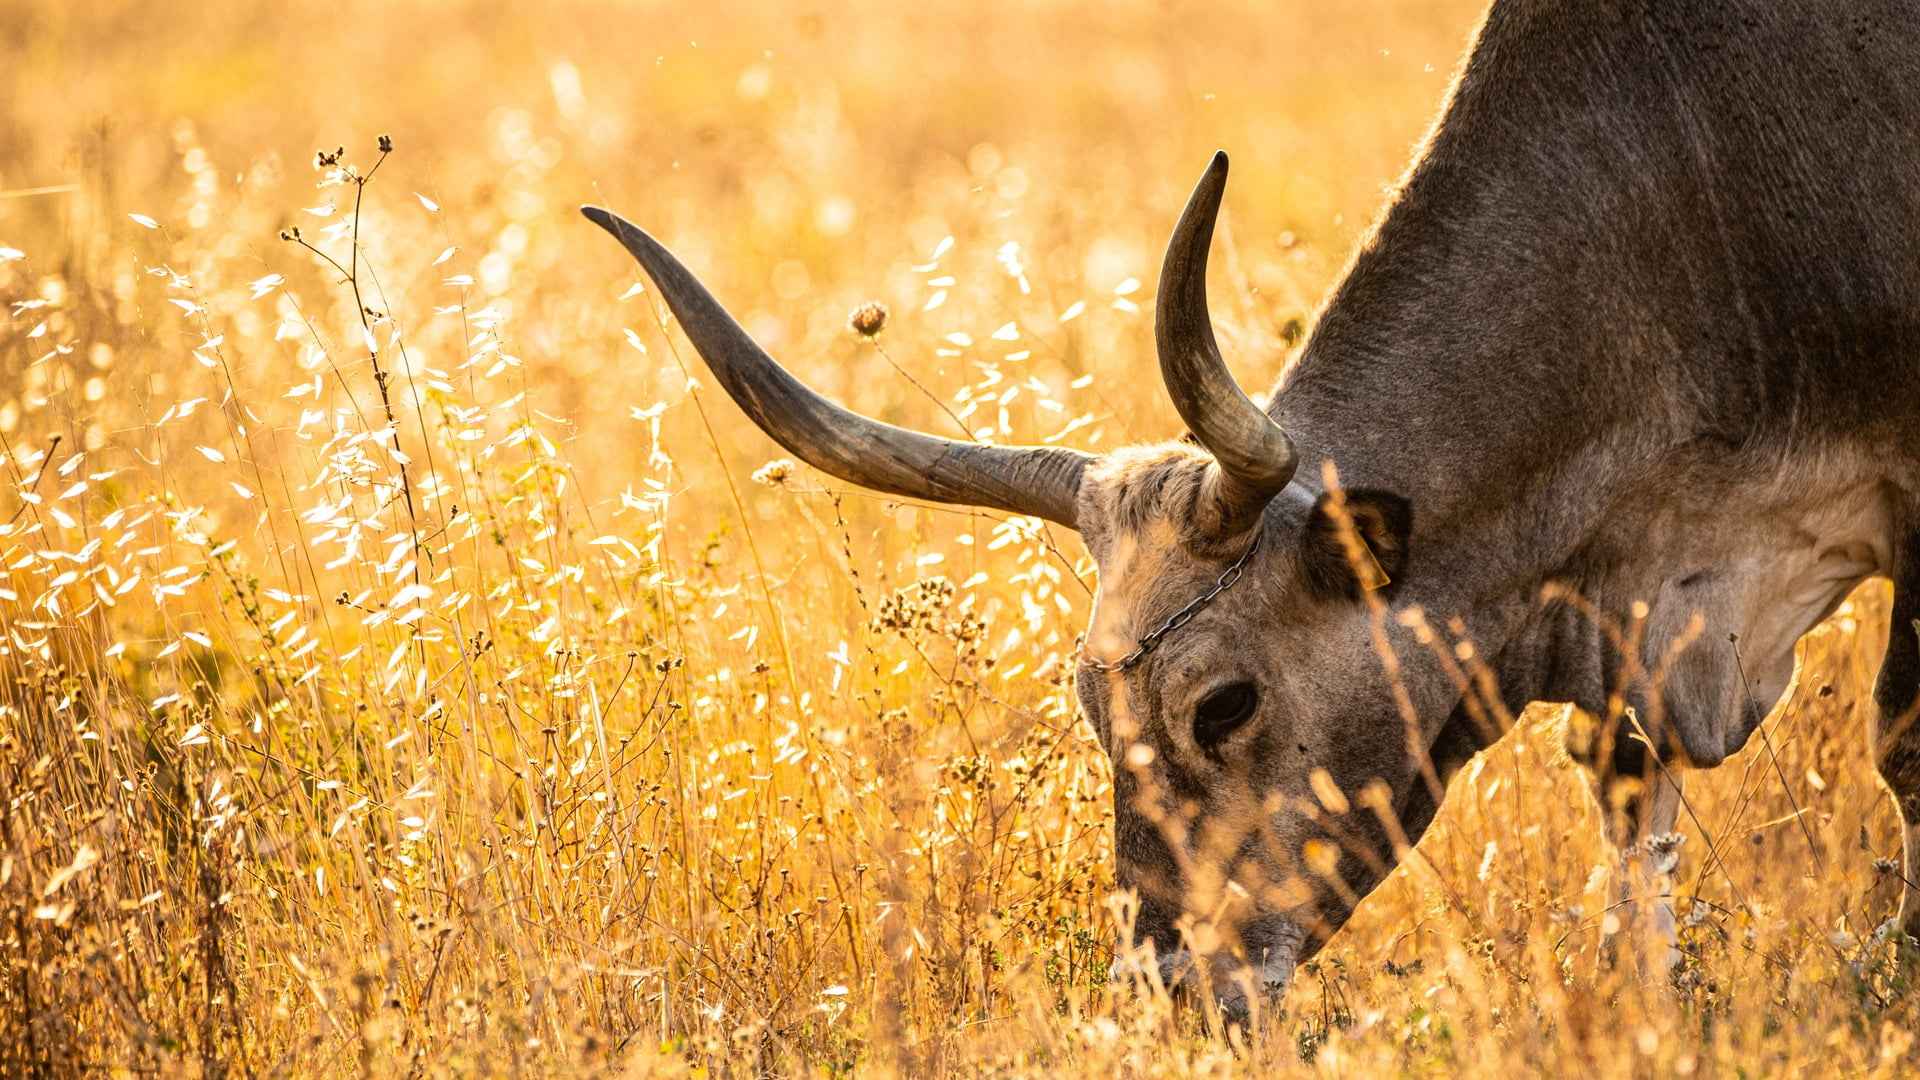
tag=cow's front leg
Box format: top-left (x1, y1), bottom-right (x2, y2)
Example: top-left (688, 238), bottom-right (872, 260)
top-left (1593, 766), bottom-right (1685, 977)
top-left (1871, 538), bottom-right (1920, 944)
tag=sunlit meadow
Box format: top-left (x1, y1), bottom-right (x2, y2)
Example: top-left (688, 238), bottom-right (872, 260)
top-left (2, 1), bottom-right (1916, 1074)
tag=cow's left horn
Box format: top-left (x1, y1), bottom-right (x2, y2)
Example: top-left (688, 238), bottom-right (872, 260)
top-left (1155, 152), bottom-right (1298, 535)
top-left (583, 207), bottom-right (1090, 528)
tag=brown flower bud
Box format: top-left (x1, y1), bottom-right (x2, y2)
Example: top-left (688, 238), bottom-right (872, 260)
top-left (847, 301), bottom-right (888, 338)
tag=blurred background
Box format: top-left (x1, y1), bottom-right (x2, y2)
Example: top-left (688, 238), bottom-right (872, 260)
top-left (0, 0), bottom-right (1479, 469)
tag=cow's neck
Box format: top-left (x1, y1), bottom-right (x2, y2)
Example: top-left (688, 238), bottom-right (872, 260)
top-left (1278, 288), bottom-right (1892, 769)
top-left (1260, 10), bottom-right (1910, 767)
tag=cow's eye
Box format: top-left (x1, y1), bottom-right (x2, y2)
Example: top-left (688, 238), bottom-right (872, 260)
top-left (1194, 681), bottom-right (1258, 750)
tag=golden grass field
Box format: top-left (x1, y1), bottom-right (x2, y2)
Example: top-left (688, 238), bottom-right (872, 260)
top-left (3, 0), bottom-right (1918, 1074)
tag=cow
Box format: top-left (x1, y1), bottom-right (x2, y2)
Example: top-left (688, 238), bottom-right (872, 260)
top-left (585, 0), bottom-right (1920, 1018)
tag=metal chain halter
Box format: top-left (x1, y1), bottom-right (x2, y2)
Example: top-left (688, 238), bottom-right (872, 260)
top-left (1085, 532), bottom-right (1262, 673)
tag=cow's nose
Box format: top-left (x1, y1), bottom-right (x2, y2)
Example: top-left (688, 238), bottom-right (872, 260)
top-left (1110, 912), bottom-right (1303, 1020)
top-left (1237, 913), bottom-right (1308, 998)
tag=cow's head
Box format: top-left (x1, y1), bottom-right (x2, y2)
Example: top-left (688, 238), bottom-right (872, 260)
top-left (585, 153), bottom-right (1419, 1016)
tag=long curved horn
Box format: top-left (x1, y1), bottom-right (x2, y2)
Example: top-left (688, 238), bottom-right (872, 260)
top-left (1155, 152), bottom-right (1298, 535)
top-left (583, 207), bottom-right (1089, 528)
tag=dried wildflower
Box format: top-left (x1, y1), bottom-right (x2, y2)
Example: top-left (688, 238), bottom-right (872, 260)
top-left (1874, 856), bottom-right (1901, 875)
top-left (377, 133), bottom-right (394, 153)
top-left (1682, 897), bottom-right (1713, 928)
top-left (847, 301), bottom-right (888, 337)
top-left (873, 576), bottom-right (955, 635)
top-left (751, 458), bottom-right (795, 486)
top-left (1644, 831), bottom-right (1686, 875)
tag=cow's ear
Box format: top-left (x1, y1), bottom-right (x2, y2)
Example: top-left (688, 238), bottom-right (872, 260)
top-left (1301, 489), bottom-right (1412, 600)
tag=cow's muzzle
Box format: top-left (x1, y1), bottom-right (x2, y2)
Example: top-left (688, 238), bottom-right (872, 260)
top-left (1110, 915), bottom-right (1306, 1026)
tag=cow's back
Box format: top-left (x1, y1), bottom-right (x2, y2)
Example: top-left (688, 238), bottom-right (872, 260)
top-left (1282, 0), bottom-right (1920, 508)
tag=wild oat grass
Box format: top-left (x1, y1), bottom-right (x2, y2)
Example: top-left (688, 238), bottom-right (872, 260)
top-left (1, 1), bottom-right (1916, 1075)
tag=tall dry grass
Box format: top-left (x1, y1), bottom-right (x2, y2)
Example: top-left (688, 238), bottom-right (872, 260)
top-left (1, 0), bottom-right (1916, 1074)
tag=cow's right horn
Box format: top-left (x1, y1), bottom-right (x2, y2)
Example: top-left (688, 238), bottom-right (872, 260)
top-left (1155, 152), bottom-right (1299, 536)
top-left (583, 207), bottom-right (1091, 528)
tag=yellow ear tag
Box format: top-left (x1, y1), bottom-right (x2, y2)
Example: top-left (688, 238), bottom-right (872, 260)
top-left (1359, 547), bottom-right (1391, 592)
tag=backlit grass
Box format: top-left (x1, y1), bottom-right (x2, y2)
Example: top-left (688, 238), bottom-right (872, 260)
top-left (2, 1), bottom-right (1916, 1074)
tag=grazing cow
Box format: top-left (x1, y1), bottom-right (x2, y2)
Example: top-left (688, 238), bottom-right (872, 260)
top-left (586, 0), bottom-right (1920, 1016)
